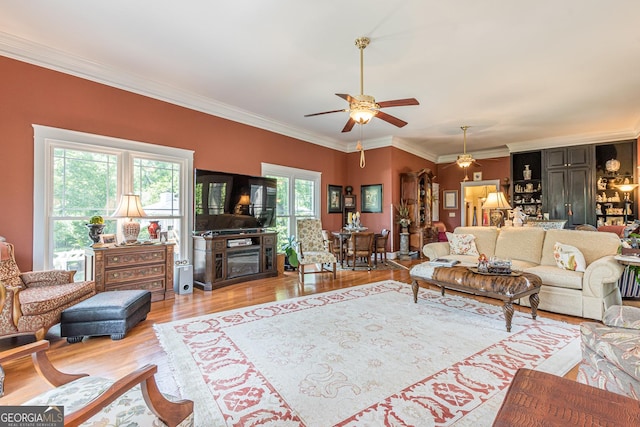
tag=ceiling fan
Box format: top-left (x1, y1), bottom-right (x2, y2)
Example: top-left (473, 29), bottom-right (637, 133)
top-left (304, 37), bottom-right (419, 133)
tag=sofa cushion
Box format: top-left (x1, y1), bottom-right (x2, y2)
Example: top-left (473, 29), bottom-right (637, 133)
top-left (540, 229), bottom-right (621, 266)
top-left (446, 232), bottom-right (479, 255)
top-left (454, 227), bottom-right (499, 256)
top-left (18, 281), bottom-right (96, 316)
top-left (553, 242), bottom-right (587, 272)
top-left (494, 227), bottom-right (545, 264)
top-left (523, 265), bottom-right (583, 290)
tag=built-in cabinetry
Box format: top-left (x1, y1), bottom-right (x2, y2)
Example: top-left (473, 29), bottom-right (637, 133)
top-left (85, 243), bottom-right (174, 302)
top-left (594, 140), bottom-right (637, 226)
top-left (193, 231), bottom-right (277, 290)
top-left (400, 168), bottom-right (437, 255)
top-left (544, 145), bottom-right (593, 228)
top-left (511, 151), bottom-right (543, 217)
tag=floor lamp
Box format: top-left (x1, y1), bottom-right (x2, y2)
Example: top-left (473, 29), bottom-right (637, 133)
top-left (483, 192), bottom-right (512, 228)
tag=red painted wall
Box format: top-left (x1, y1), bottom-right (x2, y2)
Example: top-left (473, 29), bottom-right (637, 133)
top-left (0, 56), bottom-right (436, 268)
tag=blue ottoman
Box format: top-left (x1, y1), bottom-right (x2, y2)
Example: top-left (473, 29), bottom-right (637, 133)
top-left (61, 290), bottom-right (151, 343)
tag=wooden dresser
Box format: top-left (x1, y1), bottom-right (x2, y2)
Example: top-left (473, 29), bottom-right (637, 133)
top-left (85, 243), bottom-right (174, 302)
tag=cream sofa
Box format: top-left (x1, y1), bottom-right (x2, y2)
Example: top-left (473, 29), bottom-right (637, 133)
top-left (421, 226), bottom-right (624, 320)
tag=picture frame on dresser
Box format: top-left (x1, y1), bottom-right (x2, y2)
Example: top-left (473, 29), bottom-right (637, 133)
top-left (100, 234), bottom-right (117, 246)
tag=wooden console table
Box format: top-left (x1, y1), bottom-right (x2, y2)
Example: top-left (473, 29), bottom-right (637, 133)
top-left (85, 243), bottom-right (174, 302)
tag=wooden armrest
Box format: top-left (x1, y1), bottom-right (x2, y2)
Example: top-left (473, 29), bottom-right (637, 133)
top-left (65, 364), bottom-right (193, 427)
top-left (0, 340), bottom-right (49, 364)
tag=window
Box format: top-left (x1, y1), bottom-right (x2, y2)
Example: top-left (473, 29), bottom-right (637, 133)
top-left (262, 163), bottom-right (321, 249)
top-left (34, 125), bottom-right (193, 275)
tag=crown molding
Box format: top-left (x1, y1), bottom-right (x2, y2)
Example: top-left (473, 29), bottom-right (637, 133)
top-left (507, 130), bottom-right (638, 153)
top-left (0, 31), bottom-right (347, 152)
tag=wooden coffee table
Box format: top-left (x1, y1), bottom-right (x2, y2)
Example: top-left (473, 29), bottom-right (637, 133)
top-left (411, 265), bottom-right (541, 332)
top-left (493, 368), bottom-right (640, 426)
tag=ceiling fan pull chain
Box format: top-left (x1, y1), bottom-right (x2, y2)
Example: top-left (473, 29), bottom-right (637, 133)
top-left (360, 149), bottom-right (366, 168)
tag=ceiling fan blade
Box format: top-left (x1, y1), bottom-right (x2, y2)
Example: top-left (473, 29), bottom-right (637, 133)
top-left (473, 160), bottom-right (483, 167)
top-left (341, 118), bottom-right (356, 133)
top-left (376, 111), bottom-right (408, 128)
top-left (336, 93), bottom-right (358, 103)
top-left (304, 108), bottom-right (347, 117)
top-left (377, 98), bottom-right (419, 108)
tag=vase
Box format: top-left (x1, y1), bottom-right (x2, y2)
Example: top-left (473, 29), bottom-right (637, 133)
top-left (86, 224), bottom-right (105, 244)
top-left (148, 221), bottom-right (161, 239)
top-left (523, 165), bottom-right (532, 180)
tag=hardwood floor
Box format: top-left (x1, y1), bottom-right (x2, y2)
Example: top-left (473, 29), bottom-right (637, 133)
top-left (0, 260), bottom-right (605, 405)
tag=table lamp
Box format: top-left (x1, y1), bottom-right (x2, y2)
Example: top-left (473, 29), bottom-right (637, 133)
top-left (483, 191), bottom-right (512, 228)
top-left (616, 183), bottom-right (639, 224)
top-left (112, 193), bottom-right (147, 243)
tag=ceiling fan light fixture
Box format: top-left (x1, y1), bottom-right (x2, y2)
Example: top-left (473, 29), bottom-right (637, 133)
top-left (456, 154), bottom-right (474, 169)
top-left (349, 106), bottom-right (376, 124)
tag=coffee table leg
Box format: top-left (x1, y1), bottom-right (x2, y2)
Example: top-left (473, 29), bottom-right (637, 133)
top-left (529, 292), bottom-right (539, 320)
top-left (412, 280), bottom-right (418, 303)
top-left (503, 301), bottom-right (514, 332)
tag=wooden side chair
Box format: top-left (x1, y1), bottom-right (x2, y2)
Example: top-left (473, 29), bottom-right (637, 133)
top-left (346, 232), bottom-right (374, 271)
top-left (0, 340), bottom-right (193, 426)
top-left (296, 219), bottom-right (337, 284)
top-left (374, 229), bottom-right (390, 266)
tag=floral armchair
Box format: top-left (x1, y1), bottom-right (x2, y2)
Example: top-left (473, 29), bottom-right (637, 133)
top-left (296, 219), bottom-right (336, 284)
top-left (0, 241), bottom-right (95, 340)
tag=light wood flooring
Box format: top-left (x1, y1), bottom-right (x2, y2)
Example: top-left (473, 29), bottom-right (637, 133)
top-left (1, 259), bottom-right (635, 405)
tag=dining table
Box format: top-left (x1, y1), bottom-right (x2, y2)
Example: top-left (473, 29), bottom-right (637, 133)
top-left (332, 227), bottom-right (382, 267)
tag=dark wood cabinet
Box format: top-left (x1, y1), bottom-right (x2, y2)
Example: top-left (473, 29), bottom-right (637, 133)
top-left (543, 145), bottom-right (593, 227)
top-left (511, 151), bottom-right (543, 217)
top-left (400, 168), bottom-right (436, 255)
top-left (193, 231), bottom-right (277, 291)
top-left (85, 243), bottom-right (175, 302)
top-left (594, 140), bottom-right (637, 226)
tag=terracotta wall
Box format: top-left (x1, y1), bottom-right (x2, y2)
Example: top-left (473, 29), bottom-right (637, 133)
top-left (0, 56), bottom-right (432, 268)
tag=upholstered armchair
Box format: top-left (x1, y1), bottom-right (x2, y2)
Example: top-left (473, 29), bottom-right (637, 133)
top-left (0, 340), bottom-right (193, 426)
top-left (577, 305), bottom-right (640, 400)
top-left (0, 241), bottom-right (95, 340)
top-left (296, 219), bottom-right (336, 284)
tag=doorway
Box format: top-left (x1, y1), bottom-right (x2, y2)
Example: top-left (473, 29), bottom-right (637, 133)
top-left (460, 180), bottom-right (500, 227)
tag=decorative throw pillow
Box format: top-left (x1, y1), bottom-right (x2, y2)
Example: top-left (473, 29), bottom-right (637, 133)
top-left (446, 232), bottom-right (479, 256)
top-left (553, 242), bottom-right (586, 272)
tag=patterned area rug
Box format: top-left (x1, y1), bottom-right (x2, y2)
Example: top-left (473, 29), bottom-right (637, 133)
top-left (155, 281), bottom-right (580, 426)
top-left (336, 258), bottom-right (408, 271)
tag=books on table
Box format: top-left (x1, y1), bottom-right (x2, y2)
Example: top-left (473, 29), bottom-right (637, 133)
top-left (429, 258), bottom-right (460, 267)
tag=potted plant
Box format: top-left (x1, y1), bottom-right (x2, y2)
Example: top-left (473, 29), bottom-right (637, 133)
top-left (281, 235), bottom-right (299, 271)
top-left (395, 201), bottom-right (411, 232)
top-left (86, 215), bottom-right (106, 244)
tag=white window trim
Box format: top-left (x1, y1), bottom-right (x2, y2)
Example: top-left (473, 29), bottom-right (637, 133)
top-left (33, 124), bottom-right (194, 270)
top-left (261, 162), bottom-right (322, 219)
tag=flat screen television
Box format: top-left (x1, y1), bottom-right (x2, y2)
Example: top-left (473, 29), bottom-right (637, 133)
top-left (194, 169), bottom-right (277, 234)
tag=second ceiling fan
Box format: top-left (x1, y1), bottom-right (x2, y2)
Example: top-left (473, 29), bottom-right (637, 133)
top-left (305, 37), bottom-right (419, 133)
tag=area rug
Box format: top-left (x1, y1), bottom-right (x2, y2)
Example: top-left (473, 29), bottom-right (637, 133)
top-left (155, 280), bottom-right (580, 426)
top-left (336, 258), bottom-right (408, 271)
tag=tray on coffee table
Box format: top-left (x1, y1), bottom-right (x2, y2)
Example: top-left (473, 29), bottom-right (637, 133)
top-left (468, 267), bottom-right (521, 277)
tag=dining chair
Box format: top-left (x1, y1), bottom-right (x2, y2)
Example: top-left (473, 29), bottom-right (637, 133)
top-left (373, 229), bottom-right (390, 265)
top-left (346, 232), bottom-right (374, 270)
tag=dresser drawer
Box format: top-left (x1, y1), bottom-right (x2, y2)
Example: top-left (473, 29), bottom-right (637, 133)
top-left (105, 279), bottom-right (166, 302)
top-left (104, 264), bottom-right (166, 285)
top-left (104, 248), bottom-right (166, 268)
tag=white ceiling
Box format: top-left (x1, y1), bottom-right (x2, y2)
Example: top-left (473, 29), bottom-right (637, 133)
top-left (1, 1), bottom-right (639, 163)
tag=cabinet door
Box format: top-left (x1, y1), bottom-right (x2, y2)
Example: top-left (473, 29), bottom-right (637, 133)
top-left (567, 146), bottom-right (591, 167)
top-left (546, 170), bottom-right (568, 219)
top-left (546, 149), bottom-right (567, 169)
top-left (567, 167), bottom-right (592, 226)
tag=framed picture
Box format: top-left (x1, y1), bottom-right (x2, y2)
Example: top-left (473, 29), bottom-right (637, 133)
top-left (99, 233), bottom-right (117, 247)
top-left (443, 190), bottom-right (458, 209)
top-left (361, 184), bottom-right (383, 213)
top-left (473, 171), bottom-right (482, 181)
top-left (327, 185), bottom-right (343, 213)
top-left (344, 194), bottom-right (356, 209)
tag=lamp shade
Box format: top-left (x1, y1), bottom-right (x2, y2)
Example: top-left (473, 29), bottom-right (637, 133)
top-left (112, 194), bottom-right (147, 243)
top-left (616, 183), bottom-right (639, 193)
top-left (237, 194), bottom-right (251, 205)
top-left (112, 194), bottom-right (147, 218)
top-left (483, 192), bottom-right (512, 210)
